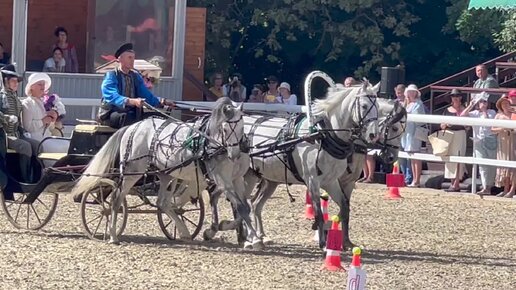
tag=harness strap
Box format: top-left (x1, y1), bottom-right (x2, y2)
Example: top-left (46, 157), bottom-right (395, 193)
top-left (316, 117), bottom-right (354, 160)
top-left (148, 117), bottom-right (175, 169)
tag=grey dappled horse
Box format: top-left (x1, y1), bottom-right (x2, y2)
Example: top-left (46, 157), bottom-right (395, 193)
top-left (241, 82), bottom-right (380, 250)
top-left (72, 97), bottom-right (263, 246)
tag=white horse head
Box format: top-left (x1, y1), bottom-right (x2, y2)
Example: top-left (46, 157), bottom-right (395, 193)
top-left (312, 81), bottom-right (379, 144)
top-left (375, 98), bottom-right (407, 164)
top-left (208, 97), bottom-right (245, 160)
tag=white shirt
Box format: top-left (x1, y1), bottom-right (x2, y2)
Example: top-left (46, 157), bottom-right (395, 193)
top-left (276, 94), bottom-right (297, 105)
top-left (22, 96), bottom-right (51, 141)
top-left (468, 109), bottom-right (496, 142)
top-left (43, 58), bottom-right (66, 72)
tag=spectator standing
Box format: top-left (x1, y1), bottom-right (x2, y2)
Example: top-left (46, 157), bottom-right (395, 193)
top-left (492, 96), bottom-right (515, 198)
top-left (277, 82), bottom-right (297, 105)
top-left (43, 47), bottom-right (66, 73)
top-left (401, 84), bottom-right (425, 187)
top-left (473, 64), bottom-right (499, 104)
top-left (208, 73), bottom-right (224, 99)
top-left (393, 84), bottom-right (411, 184)
top-left (461, 92), bottom-right (497, 195)
top-left (223, 73), bottom-right (246, 102)
top-left (441, 89), bottom-right (468, 192)
top-left (264, 75), bottom-right (279, 104)
top-left (0, 43), bottom-right (10, 66)
top-left (52, 27), bottom-right (79, 73)
top-left (248, 84), bottom-right (265, 103)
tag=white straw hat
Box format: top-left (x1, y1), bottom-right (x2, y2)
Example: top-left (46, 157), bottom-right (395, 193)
top-left (279, 82), bottom-right (291, 92)
top-left (404, 84), bottom-right (421, 98)
top-left (25, 72), bottom-right (52, 96)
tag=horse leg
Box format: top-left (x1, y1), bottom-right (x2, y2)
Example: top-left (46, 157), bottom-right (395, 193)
top-left (307, 177), bottom-right (325, 250)
top-left (203, 185), bottom-right (222, 241)
top-left (109, 175), bottom-right (139, 244)
top-left (338, 180), bottom-right (356, 250)
top-left (157, 175), bottom-right (191, 240)
top-left (250, 180), bottom-right (278, 245)
top-left (227, 179), bottom-right (263, 250)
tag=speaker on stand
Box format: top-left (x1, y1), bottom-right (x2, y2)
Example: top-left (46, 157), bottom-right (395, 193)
top-left (379, 66), bottom-right (405, 99)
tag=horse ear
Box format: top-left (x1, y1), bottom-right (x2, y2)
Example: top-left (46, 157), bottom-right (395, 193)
top-left (238, 102), bottom-right (243, 111)
top-left (372, 82), bottom-right (380, 94)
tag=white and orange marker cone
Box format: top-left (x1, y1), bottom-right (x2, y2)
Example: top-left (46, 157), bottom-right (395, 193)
top-left (321, 215), bottom-right (344, 272)
top-left (305, 190), bottom-right (315, 220)
top-left (313, 192), bottom-right (330, 242)
top-left (346, 247), bottom-right (366, 290)
top-left (386, 161), bottom-right (403, 199)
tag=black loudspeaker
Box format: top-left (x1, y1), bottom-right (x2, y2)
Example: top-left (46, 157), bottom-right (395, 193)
top-left (380, 66), bottom-right (405, 97)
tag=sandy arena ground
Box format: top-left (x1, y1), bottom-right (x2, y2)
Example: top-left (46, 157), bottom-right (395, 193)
top-left (0, 183), bottom-right (515, 289)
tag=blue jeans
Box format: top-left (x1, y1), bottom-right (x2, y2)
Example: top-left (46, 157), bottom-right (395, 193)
top-left (399, 158), bottom-right (413, 184)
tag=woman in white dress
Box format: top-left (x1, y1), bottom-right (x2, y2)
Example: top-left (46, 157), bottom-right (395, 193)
top-left (21, 73), bottom-right (69, 154)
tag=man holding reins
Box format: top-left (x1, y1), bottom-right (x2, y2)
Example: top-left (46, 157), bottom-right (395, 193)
top-left (97, 43), bottom-right (174, 129)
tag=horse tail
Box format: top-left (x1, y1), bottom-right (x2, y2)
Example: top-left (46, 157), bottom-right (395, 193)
top-left (72, 126), bottom-right (129, 196)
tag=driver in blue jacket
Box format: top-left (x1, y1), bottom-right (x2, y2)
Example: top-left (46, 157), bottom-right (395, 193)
top-left (97, 43), bottom-right (174, 128)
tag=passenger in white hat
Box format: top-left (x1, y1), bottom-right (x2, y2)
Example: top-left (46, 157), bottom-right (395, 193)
top-left (276, 82), bottom-right (297, 105)
top-left (460, 91), bottom-right (497, 195)
top-left (400, 84), bottom-right (425, 188)
top-left (22, 73), bottom-right (69, 155)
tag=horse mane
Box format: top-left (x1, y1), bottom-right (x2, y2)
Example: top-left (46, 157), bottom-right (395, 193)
top-left (207, 97), bottom-right (233, 136)
top-left (312, 86), bottom-right (361, 117)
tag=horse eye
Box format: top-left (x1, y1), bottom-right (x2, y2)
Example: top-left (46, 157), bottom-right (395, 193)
top-left (362, 104), bottom-right (368, 110)
top-left (392, 127), bottom-right (399, 132)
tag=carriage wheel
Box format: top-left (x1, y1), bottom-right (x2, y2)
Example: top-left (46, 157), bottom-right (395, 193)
top-left (0, 190), bottom-right (58, 230)
top-left (157, 195), bottom-right (205, 240)
top-left (80, 182), bottom-right (128, 241)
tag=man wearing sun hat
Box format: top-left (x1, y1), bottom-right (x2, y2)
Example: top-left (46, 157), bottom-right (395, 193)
top-left (98, 43), bottom-right (175, 129)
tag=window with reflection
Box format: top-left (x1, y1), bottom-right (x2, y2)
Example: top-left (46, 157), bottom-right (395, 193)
top-left (94, 0), bottom-right (173, 75)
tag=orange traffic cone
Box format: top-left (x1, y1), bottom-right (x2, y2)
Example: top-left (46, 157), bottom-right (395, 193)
top-left (385, 161), bottom-right (403, 199)
top-left (321, 215), bottom-right (345, 272)
top-left (346, 247), bottom-right (367, 290)
top-left (305, 190), bottom-right (315, 220)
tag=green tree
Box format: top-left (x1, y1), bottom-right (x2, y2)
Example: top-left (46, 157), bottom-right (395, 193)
top-left (191, 0), bottom-right (425, 87)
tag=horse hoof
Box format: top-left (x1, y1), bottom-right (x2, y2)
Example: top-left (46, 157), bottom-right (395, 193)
top-left (252, 241), bottom-right (265, 250)
top-left (180, 235), bottom-right (193, 241)
top-left (344, 241), bottom-right (358, 251)
top-left (108, 239), bottom-right (120, 245)
top-left (243, 241), bottom-right (253, 249)
top-left (218, 220), bottom-right (237, 231)
top-left (203, 229), bottom-right (216, 241)
top-left (262, 237), bottom-right (274, 245)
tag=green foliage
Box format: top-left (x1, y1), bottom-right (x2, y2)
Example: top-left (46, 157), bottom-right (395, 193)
top-left (494, 11), bottom-right (516, 52)
top-left (191, 0), bottom-right (425, 83)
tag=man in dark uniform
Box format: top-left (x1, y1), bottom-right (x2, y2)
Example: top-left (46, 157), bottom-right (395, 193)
top-left (97, 43), bottom-right (174, 128)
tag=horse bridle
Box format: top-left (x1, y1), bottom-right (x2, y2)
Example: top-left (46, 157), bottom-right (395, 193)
top-left (352, 93), bottom-right (379, 143)
top-left (219, 114), bottom-right (248, 152)
top-left (374, 103), bottom-right (407, 163)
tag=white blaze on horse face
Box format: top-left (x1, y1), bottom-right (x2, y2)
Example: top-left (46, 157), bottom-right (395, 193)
top-left (356, 93), bottom-right (379, 144)
top-left (223, 109), bottom-right (244, 160)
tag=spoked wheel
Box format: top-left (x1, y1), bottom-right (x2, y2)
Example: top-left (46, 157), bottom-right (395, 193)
top-left (80, 181), bottom-right (128, 241)
top-left (0, 190), bottom-right (58, 230)
top-left (157, 196), bottom-right (205, 240)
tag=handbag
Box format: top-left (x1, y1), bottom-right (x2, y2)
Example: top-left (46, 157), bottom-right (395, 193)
top-left (428, 130), bottom-right (454, 156)
top-left (414, 126), bottom-right (430, 142)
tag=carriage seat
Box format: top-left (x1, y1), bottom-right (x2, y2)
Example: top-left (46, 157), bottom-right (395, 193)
top-left (38, 152), bottom-right (67, 161)
top-left (74, 124), bottom-right (117, 134)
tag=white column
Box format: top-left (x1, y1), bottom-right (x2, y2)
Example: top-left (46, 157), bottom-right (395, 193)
top-left (11, 0), bottom-right (29, 74)
top-left (171, 0), bottom-right (187, 100)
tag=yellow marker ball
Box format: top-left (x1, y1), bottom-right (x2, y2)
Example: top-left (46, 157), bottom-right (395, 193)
top-left (352, 247), bottom-right (361, 255)
top-left (331, 215), bottom-right (340, 223)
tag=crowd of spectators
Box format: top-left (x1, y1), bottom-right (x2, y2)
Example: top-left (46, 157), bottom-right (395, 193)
top-left (208, 73), bottom-right (298, 105)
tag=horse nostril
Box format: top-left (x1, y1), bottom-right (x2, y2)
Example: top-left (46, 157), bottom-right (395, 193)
top-left (369, 133), bottom-right (375, 140)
